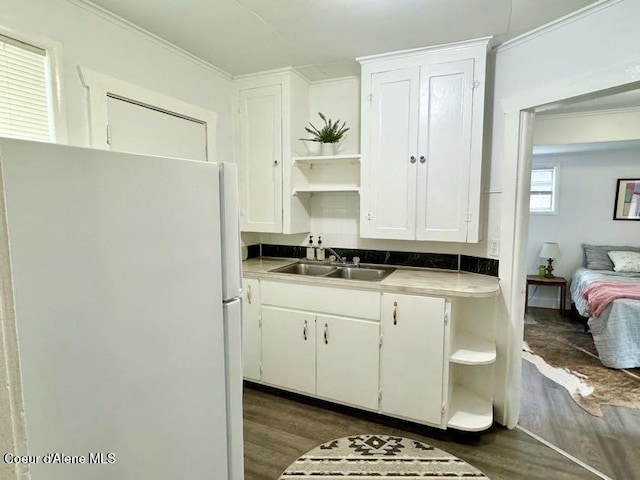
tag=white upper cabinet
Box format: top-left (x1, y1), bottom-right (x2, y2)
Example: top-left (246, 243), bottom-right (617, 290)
top-left (237, 85), bottom-right (283, 232)
top-left (359, 38), bottom-right (490, 243)
top-left (366, 68), bottom-right (419, 240)
top-left (233, 69), bottom-right (310, 234)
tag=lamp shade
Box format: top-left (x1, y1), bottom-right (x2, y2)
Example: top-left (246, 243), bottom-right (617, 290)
top-left (540, 242), bottom-right (560, 259)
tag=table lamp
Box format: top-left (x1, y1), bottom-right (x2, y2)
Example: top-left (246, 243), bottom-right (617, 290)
top-left (540, 242), bottom-right (560, 278)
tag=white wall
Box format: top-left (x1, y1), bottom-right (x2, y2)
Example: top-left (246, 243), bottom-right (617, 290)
top-left (0, 1), bottom-right (234, 476)
top-left (0, 0), bottom-right (232, 159)
top-left (492, 0), bottom-right (640, 426)
top-left (534, 108), bottom-right (640, 146)
top-left (527, 146), bottom-right (640, 308)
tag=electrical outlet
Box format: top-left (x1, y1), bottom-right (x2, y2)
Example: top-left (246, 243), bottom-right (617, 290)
top-left (488, 238), bottom-right (499, 257)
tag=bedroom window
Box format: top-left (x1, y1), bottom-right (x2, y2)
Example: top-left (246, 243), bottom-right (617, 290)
top-left (530, 165), bottom-right (558, 214)
top-left (0, 34), bottom-right (52, 141)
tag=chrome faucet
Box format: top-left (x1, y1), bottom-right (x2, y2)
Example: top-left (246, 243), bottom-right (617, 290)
top-left (326, 247), bottom-right (360, 267)
top-left (326, 247), bottom-right (347, 265)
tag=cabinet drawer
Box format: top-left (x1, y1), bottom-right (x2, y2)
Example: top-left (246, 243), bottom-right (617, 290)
top-left (260, 280), bottom-right (380, 320)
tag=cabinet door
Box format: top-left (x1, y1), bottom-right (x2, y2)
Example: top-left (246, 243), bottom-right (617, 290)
top-left (380, 293), bottom-right (446, 426)
top-left (242, 278), bottom-right (261, 381)
top-left (415, 59), bottom-right (474, 242)
top-left (361, 68), bottom-right (419, 240)
top-left (316, 315), bottom-right (379, 410)
top-left (238, 85), bottom-right (282, 233)
top-left (261, 307), bottom-right (315, 395)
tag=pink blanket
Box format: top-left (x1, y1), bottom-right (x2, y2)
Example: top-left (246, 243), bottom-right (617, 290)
top-left (582, 281), bottom-right (640, 317)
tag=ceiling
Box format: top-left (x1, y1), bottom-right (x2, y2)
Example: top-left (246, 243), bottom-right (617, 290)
top-left (87, 0), bottom-right (597, 81)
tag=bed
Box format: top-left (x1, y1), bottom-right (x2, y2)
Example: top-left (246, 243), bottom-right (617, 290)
top-left (570, 245), bottom-right (640, 369)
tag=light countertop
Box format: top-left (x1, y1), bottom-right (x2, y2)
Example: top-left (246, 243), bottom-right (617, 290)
top-left (242, 257), bottom-right (499, 298)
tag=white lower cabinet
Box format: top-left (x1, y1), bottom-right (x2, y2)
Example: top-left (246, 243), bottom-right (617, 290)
top-left (242, 277), bottom-right (497, 432)
top-left (242, 277), bottom-right (262, 381)
top-left (316, 315), bottom-right (379, 410)
top-left (380, 293), bottom-right (447, 427)
top-left (261, 306), bottom-right (316, 395)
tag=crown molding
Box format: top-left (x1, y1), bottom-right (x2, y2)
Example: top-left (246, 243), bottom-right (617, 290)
top-left (233, 66), bottom-right (309, 84)
top-left (537, 105), bottom-right (640, 120)
top-left (68, 0), bottom-right (232, 80)
top-left (357, 36), bottom-right (492, 64)
top-left (497, 0), bottom-right (622, 53)
top-left (309, 76), bottom-right (359, 86)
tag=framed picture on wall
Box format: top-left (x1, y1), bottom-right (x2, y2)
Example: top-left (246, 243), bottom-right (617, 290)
top-left (613, 178), bottom-right (640, 220)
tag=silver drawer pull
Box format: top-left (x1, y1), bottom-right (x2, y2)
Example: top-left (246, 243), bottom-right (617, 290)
top-left (393, 301), bottom-right (398, 325)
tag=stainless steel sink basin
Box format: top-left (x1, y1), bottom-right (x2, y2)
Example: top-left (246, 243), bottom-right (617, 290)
top-left (270, 263), bottom-right (337, 276)
top-left (269, 262), bottom-right (396, 282)
top-left (325, 266), bottom-right (396, 281)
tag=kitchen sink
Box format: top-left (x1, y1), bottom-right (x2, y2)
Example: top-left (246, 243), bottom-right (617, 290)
top-left (270, 263), bottom-right (337, 276)
top-left (269, 262), bottom-right (396, 282)
top-left (325, 266), bottom-right (395, 281)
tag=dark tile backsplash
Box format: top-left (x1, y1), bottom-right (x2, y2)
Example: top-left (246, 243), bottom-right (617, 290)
top-left (261, 244), bottom-right (306, 259)
top-left (255, 243), bottom-right (498, 277)
top-left (460, 255), bottom-right (499, 277)
top-left (246, 244), bottom-right (261, 259)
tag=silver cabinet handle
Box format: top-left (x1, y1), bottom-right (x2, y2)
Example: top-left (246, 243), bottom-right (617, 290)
top-left (247, 285), bottom-right (252, 304)
top-left (419, 155), bottom-right (426, 163)
top-left (303, 320), bottom-right (308, 341)
top-left (410, 156), bottom-right (417, 164)
top-left (324, 323), bottom-right (329, 344)
top-left (393, 301), bottom-right (398, 325)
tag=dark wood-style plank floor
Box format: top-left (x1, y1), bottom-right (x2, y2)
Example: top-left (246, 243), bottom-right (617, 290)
top-left (243, 386), bottom-right (600, 480)
top-left (521, 307), bottom-right (640, 480)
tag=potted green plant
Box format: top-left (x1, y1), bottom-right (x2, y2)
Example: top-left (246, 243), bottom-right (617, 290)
top-left (300, 112), bottom-right (349, 156)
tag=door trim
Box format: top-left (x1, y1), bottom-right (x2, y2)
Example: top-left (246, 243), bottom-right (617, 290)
top-left (79, 66), bottom-right (217, 161)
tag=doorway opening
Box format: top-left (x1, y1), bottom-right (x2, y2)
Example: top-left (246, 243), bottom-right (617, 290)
top-left (515, 86), bottom-right (640, 480)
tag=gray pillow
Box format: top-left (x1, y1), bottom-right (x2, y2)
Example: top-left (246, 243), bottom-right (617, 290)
top-left (583, 244), bottom-right (640, 270)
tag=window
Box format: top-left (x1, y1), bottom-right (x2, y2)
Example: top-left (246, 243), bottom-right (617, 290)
top-left (0, 34), bottom-right (52, 141)
top-left (530, 165), bottom-right (558, 214)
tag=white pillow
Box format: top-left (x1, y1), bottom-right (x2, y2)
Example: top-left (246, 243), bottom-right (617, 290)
top-left (607, 251), bottom-right (640, 273)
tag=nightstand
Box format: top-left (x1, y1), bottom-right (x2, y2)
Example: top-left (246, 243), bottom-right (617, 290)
top-left (525, 275), bottom-right (567, 315)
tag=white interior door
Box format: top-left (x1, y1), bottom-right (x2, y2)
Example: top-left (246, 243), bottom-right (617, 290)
top-left (361, 68), bottom-right (419, 240)
top-left (415, 59), bottom-right (474, 242)
top-left (107, 95), bottom-right (208, 161)
top-left (1, 140), bottom-right (227, 479)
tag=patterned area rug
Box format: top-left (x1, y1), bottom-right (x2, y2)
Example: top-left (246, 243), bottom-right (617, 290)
top-left (524, 308), bottom-right (640, 416)
top-left (279, 435), bottom-right (489, 479)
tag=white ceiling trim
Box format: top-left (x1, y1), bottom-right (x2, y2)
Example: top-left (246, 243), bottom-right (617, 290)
top-left (232, 66), bottom-right (308, 83)
top-left (497, 0), bottom-right (620, 53)
top-left (69, 0), bottom-right (232, 80)
top-left (538, 105), bottom-right (640, 120)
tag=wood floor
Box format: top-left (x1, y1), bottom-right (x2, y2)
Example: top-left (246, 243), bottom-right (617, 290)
top-left (520, 307), bottom-right (640, 480)
top-left (243, 386), bottom-right (600, 480)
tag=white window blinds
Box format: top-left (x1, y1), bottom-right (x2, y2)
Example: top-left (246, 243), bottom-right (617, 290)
top-left (0, 34), bottom-right (51, 141)
top-left (530, 166), bottom-right (557, 213)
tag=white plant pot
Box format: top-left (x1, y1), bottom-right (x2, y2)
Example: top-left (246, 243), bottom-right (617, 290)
top-left (320, 142), bottom-right (337, 156)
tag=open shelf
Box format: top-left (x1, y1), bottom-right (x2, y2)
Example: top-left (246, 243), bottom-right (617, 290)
top-left (447, 385), bottom-right (492, 432)
top-left (292, 154), bottom-right (361, 166)
top-left (293, 186), bottom-right (360, 195)
top-left (449, 333), bottom-right (496, 365)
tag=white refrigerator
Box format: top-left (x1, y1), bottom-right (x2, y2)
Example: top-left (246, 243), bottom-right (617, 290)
top-left (0, 139), bottom-right (244, 480)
